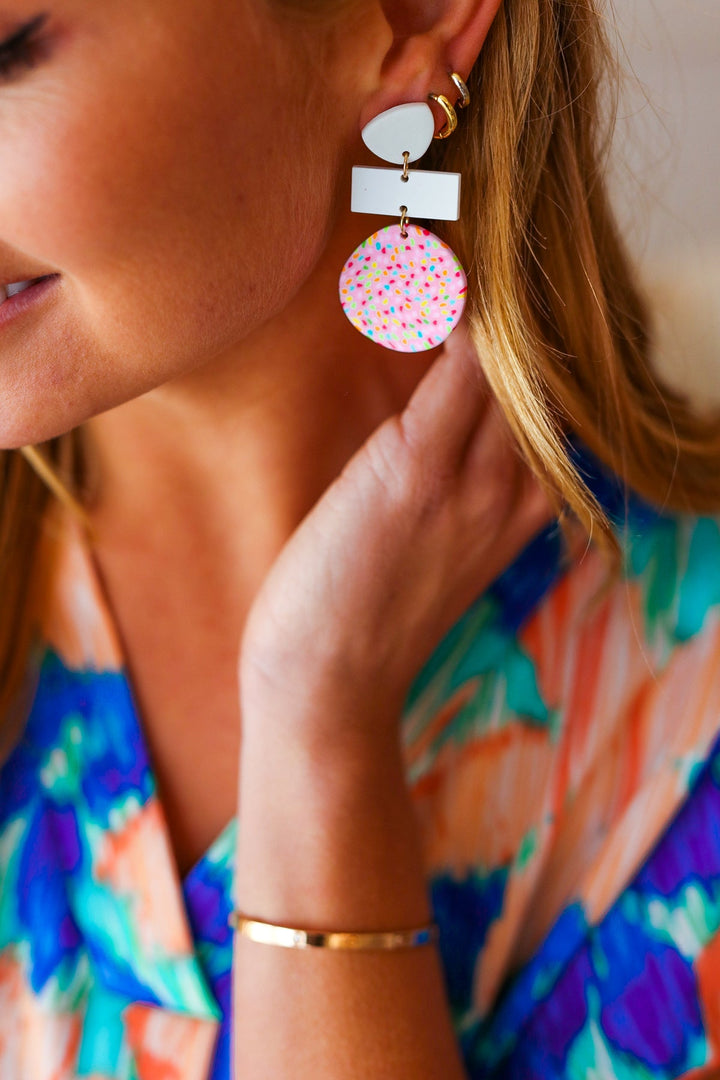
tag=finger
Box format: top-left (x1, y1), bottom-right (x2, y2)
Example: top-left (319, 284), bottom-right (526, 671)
top-left (462, 409), bottom-right (558, 536)
top-left (398, 317), bottom-right (490, 467)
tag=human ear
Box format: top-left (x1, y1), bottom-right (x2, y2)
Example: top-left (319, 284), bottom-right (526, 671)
top-left (359, 0), bottom-right (503, 133)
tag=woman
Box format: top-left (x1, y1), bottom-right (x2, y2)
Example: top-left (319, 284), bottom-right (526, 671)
top-left (1, 0), bottom-right (719, 1077)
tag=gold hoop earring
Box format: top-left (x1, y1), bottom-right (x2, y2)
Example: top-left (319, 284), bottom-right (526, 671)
top-left (427, 93), bottom-right (458, 139)
top-left (448, 72), bottom-right (471, 109)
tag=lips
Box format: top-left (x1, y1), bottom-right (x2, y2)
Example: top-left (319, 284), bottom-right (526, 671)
top-left (1, 275), bottom-right (57, 303)
top-left (0, 273), bottom-right (61, 330)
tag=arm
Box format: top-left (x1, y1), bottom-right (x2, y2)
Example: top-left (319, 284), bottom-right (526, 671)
top-left (231, 715), bottom-right (467, 1079)
top-left (231, 322), bottom-right (554, 1076)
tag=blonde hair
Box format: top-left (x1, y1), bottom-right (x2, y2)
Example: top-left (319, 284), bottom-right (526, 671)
top-left (3, 0), bottom-right (720, 733)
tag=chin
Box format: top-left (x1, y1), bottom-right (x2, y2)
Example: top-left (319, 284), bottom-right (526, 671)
top-left (0, 385), bottom-right (100, 450)
top-left (0, 418), bottom-right (76, 451)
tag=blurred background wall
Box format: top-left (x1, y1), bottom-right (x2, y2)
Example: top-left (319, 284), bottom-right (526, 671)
top-left (607, 0), bottom-right (720, 401)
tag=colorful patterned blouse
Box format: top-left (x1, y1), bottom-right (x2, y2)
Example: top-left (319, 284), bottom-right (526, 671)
top-left (2, 444), bottom-right (720, 1080)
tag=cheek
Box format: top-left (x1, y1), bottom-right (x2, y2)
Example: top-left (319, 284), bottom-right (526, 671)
top-left (4, 75), bottom-right (327, 340)
top-left (0, 44), bottom-right (337, 444)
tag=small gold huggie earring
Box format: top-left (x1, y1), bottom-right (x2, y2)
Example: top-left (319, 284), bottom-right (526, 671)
top-left (448, 72), bottom-right (471, 109)
top-left (428, 93), bottom-right (458, 139)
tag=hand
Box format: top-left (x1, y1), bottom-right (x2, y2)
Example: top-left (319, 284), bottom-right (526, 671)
top-left (239, 320), bottom-right (556, 744)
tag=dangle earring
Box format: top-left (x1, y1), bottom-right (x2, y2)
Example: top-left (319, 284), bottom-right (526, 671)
top-left (339, 74), bottom-right (470, 353)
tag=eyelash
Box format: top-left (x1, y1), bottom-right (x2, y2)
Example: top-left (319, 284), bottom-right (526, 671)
top-left (0, 14), bottom-right (48, 82)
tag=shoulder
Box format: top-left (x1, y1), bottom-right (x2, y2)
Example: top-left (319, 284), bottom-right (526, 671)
top-left (0, 501), bottom-right (132, 1006)
top-left (32, 502), bottom-right (125, 673)
top-left (620, 503), bottom-right (720, 649)
top-left (560, 437), bottom-right (720, 662)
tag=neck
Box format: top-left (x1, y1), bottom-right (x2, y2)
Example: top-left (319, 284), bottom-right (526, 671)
top-left (81, 217), bottom-right (438, 592)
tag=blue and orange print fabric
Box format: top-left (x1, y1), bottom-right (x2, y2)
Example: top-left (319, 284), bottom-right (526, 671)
top-left (1, 445), bottom-right (720, 1078)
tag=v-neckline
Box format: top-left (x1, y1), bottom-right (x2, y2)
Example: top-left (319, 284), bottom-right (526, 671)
top-left (26, 449), bottom-right (720, 1078)
top-left (22, 503), bottom-right (720, 1080)
top-left (85, 539), bottom-right (241, 888)
top-left (34, 436), bottom-right (636, 891)
top-left (42, 518), bottom-right (567, 892)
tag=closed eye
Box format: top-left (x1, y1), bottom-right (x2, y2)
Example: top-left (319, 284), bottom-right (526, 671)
top-left (0, 13), bottom-right (49, 82)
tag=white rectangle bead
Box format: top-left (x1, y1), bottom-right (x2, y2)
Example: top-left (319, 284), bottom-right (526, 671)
top-left (351, 166), bottom-right (461, 222)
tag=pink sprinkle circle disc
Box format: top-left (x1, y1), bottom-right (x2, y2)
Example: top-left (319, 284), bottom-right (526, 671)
top-left (339, 224), bottom-right (467, 353)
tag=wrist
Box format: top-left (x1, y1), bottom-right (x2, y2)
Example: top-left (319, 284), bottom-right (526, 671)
top-left (239, 661), bottom-right (410, 756)
top-left (235, 716), bottom-right (430, 929)
top-left (239, 702), bottom-right (408, 808)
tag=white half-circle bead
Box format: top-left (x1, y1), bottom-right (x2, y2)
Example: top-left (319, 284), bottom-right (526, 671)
top-left (361, 103), bottom-right (435, 165)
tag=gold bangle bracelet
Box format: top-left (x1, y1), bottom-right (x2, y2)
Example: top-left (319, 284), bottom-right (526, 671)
top-left (228, 911), bottom-right (440, 950)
